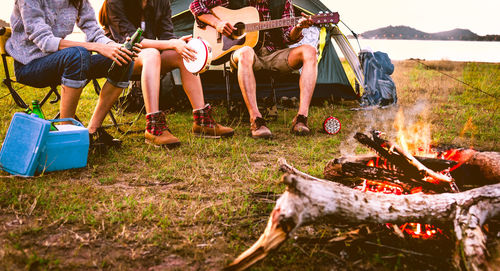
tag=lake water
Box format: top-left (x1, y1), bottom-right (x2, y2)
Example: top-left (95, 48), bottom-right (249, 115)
top-left (336, 39), bottom-right (500, 63)
top-left (67, 31), bottom-right (500, 63)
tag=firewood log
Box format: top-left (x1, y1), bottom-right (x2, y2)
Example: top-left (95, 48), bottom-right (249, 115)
top-left (225, 159), bottom-right (500, 271)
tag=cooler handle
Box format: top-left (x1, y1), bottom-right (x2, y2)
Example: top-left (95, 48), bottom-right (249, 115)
top-left (48, 118), bottom-right (84, 127)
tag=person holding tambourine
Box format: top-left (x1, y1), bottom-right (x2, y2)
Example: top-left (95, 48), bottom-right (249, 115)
top-left (99, 0), bottom-right (234, 149)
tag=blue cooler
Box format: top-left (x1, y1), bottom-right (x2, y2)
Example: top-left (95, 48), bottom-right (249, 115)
top-left (0, 113), bottom-right (89, 176)
top-left (37, 118), bottom-right (89, 173)
top-left (0, 113), bottom-right (50, 176)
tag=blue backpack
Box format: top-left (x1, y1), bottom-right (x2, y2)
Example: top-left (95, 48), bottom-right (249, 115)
top-left (359, 51), bottom-right (397, 107)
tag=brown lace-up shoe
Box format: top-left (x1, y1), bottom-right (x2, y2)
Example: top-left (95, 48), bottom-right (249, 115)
top-left (145, 111), bottom-right (181, 148)
top-left (144, 130), bottom-right (180, 148)
top-left (192, 104), bottom-right (234, 138)
top-left (291, 114), bottom-right (310, 136)
top-left (251, 117), bottom-right (272, 139)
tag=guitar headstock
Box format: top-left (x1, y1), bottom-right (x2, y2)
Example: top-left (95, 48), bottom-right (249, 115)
top-left (312, 11), bottom-right (340, 27)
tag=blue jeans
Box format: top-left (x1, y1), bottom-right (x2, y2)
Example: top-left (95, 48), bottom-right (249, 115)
top-left (14, 46), bottom-right (133, 89)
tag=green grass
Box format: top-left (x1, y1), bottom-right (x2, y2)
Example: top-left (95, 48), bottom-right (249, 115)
top-left (0, 59), bottom-right (499, 270)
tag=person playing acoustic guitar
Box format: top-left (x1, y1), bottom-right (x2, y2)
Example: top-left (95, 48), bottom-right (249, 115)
top-left (100, 0), bottom-right (234, 148)
top-left (190, 0), bottom-right (317, 139)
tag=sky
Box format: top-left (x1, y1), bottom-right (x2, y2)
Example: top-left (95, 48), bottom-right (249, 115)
top-left (1, 0), bottom-right (499, 36)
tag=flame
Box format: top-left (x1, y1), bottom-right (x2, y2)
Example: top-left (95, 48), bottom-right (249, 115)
top-left (358, 110), bottom-right (445, 239)
top-left (393, 108), bottom-right (433, 157)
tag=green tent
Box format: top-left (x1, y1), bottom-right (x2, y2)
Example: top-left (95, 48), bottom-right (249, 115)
top-left (167, 0), bottom-right (358, 101)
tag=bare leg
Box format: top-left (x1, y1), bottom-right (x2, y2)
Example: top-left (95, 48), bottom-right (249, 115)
top-left (132, 48), bottom-right (162, 114)
top-left (59, 84), bottom-right (84, 120)
top-left (287, 45), bottom-right (318, 117)
top-left (160, 50), bottom-right (205, 110)
top-left (232, 46), bottom-right (260, 121)
top-left (87, 81), bottom-right (124, 133)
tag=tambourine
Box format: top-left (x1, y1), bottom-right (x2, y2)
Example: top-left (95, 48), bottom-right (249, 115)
top-left (323, 116), bottom-right (341, 135)
top-left (183, 38), bottom-right (212, 74)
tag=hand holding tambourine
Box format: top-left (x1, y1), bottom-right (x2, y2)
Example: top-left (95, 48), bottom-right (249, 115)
top-left (182, 37), bottom-right (212, 75)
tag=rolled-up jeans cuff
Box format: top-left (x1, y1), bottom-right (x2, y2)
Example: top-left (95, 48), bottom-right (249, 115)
top-left (61, 77), bottom-right (87, 89)
top-left (106, 78), bottom-right (130, 88)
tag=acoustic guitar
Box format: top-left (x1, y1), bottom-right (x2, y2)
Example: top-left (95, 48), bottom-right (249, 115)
top-left (193, 6), bottom-right (339, 65)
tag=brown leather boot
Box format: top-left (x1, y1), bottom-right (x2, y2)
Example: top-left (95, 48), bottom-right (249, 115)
top-left (192, 104), bottom-right (234, 138)
top-left (291, 114), bottom-right (310, 136)
top-left (250, 117), bottom-right (272, 139)
top-left (145, 111), bottom-right (180, 148)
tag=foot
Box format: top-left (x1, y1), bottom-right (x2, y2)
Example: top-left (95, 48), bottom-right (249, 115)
top-left (192, 104), bottom-right (234, 138)
top-left (291, 114), bottom-right (310, 136)
top-left (89, 127), bottom-right (122, 154)
top-left (144, 130), bottom-right (180, 149)
top-left (251, 117), bottom-right (272, 139)
top-left (145, 111), bottom-right (181, 148)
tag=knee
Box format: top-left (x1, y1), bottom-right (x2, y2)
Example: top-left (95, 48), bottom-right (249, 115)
top-left (63, 46), bottom-right (91, 72)
top-left (301, 45), bottom-right (317, 64)
top-left (140, 48), bottom-right (161, 64)
top-left (237, 46), bottom-right (255, 67)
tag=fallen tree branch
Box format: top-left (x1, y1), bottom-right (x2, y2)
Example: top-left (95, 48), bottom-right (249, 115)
top-left (225, 159), bottom-right (500, 271)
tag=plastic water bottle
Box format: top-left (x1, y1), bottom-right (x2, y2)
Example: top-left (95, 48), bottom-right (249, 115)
top-left (107, 28), bottom-right (143, 84)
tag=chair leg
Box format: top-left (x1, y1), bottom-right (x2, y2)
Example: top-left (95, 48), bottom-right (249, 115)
top-left (92, 79), bottom-right (144, 135)
top-left (39, 85), bottom-right (60, 107)
top-left (267, 75), bottom-right (278, 119)
top-left (223, 63), bottom-right (233, 115)
top-left (2, 54), bottom-right (28, 109)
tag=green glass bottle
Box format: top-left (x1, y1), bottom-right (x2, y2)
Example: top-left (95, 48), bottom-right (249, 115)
top-left (31, 100), bottom-right (57, 131)
top-left (107, 28), bottom-right (143, 84)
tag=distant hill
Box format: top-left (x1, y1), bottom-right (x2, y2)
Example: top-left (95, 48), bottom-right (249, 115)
top-left (0, 19), bottom-right (9, 28)
top-left (360, 25), bottom-right (500, 41)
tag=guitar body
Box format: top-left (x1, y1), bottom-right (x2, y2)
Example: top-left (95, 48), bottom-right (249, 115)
top-left (193, 6), bottom-right (260, 65)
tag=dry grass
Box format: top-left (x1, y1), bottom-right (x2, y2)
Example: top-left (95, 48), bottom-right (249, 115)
top-left (0, 59), bottom-right (499, 270)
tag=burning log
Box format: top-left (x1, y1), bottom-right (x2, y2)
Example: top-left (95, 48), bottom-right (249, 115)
top-left (323, 156), bottom-right (444, 192)
top-left (466, 151), bottom-right (500, 183)
top-left (225, 159), bottom-right (500, 271)
top-left (354, 132), bottom-right (458, 191)
top-left (324, 151), bottom-right (500, 189)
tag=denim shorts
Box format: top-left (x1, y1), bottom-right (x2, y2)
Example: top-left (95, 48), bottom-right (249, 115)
top-left (14, 46), bottom-right (132, 89)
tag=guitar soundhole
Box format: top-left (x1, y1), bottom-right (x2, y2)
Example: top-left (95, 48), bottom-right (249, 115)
top-left (232, 22), bottom-right (245, 39)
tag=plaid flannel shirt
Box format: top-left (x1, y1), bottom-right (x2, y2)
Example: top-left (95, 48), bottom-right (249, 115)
top-left (189, 0), bottom-right (302, 53)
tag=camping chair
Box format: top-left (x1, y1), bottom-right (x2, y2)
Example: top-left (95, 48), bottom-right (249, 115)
top-left (0, 27), bottom-right (61, 111)
top-left (0, 26), bottom-right (127, 132)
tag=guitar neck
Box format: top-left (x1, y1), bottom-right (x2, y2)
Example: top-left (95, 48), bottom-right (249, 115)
top-left (245, 17), bottom-right (302, 32)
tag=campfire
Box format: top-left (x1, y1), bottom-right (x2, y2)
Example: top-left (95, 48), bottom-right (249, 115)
top-left (223, 113), bottom-right (500, 271)
top-left (350, 113), bottom-right (466, 239)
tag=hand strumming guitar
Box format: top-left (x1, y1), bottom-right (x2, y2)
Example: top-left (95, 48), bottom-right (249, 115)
top-left (216, 21), bottom-right (237, 37)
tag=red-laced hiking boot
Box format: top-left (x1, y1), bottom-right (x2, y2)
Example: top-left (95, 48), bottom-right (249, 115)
top-left (291, 114), bottom-right (310, 136)
top-left (192, 104), bottom-right (234, 138)
top-left (250, 117), bottom-right (272, 139)
top-left (144, 111), bottom-right (180, 148)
